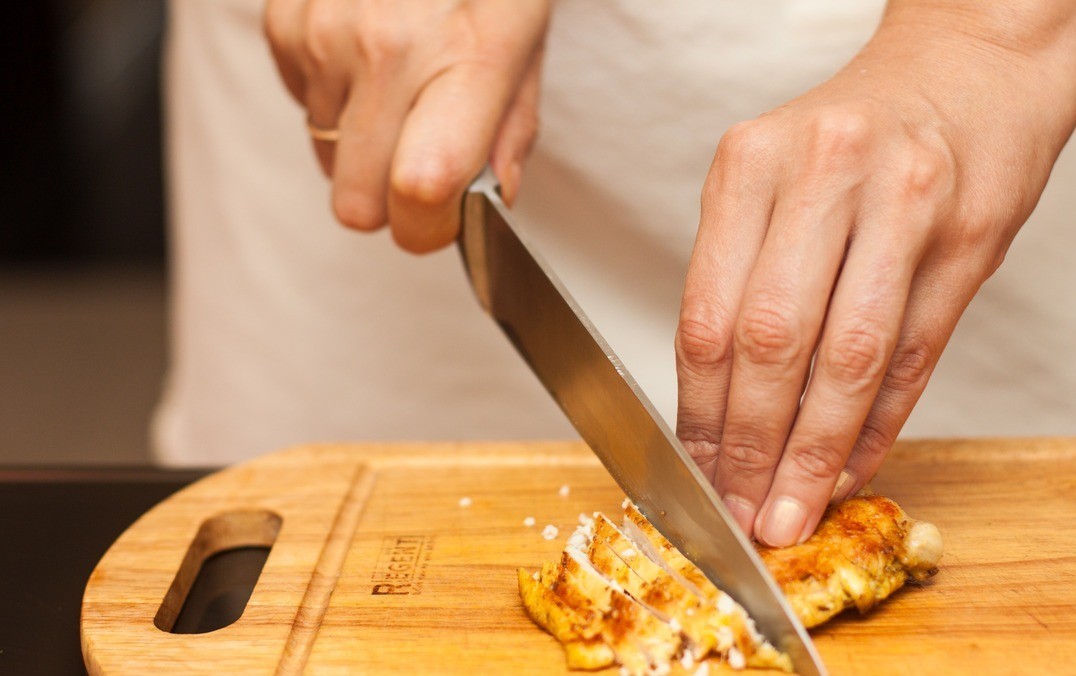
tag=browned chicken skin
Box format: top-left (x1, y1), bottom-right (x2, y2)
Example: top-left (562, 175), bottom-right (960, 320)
top-left (757, 494), bottom-right (942, 628)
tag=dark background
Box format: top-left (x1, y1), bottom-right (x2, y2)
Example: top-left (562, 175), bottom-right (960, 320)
top-left (2, 0), bottom-right (165, 262)
top-left (1, 0), bottom-right (168, 466)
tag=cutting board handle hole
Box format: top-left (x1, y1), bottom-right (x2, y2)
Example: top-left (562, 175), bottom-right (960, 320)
top-left (153, 510), bottom-right (282, 634)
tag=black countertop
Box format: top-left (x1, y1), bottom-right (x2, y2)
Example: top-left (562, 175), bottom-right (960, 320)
top-left (0, 466), bottom-right (210, 676)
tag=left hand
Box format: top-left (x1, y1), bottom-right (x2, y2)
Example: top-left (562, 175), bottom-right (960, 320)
top-left (675, 2), bottom-right (1076, 546)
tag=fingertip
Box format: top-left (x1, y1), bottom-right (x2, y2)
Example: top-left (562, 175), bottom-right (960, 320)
top-left (755, 496), bottom-right (813, 548)
top-left (491, 55), bottom-right (540, 207)
top-left (391, 152), bottom-right (465, 210)
top-left (388, 155), bottom-right (467, 253)
top-left (332, 188), bottom-right (386, 232)
top-left (389, 215), bottom-right (458, 254)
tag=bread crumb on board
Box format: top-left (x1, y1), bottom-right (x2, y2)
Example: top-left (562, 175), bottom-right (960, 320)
top-left (458, 496), bottom-right (472, 508)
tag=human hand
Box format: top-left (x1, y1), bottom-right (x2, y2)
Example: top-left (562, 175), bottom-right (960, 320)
top-left (676, 2), bottom-right (1076, 546)
top-left (264, 0), bottom-right (550, 251)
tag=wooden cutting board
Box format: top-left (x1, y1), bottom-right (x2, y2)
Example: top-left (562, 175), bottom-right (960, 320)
top-left (81, 438), bottom-right (1076, 675)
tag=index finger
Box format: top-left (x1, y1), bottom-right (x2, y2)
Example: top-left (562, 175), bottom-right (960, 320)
top-left (676, 123), bottom-right (777, 507)
top-left (387, 64), bottom-right (523, 253)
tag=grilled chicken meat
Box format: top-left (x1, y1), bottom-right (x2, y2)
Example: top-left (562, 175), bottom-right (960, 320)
top-left (520, 495), bottom-right (941, 674)
top-left (519, 511), bottom-right (790, 674)
top-left (757, 494), bottom-right (942, 628)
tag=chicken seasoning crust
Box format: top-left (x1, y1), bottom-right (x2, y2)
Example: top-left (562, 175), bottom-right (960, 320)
top-left (519, 495), bottom-right (942, 674)
top-left (757, 494), bottom-right (942, 629)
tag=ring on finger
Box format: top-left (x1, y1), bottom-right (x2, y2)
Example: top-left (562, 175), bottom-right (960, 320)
top-left (306, 116), bottom-right (341, 143)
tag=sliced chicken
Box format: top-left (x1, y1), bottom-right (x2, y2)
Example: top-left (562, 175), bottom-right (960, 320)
top-left (520, 494), bottom-right (941, 674)
top-left (621, 503), bottom-right (793, 672)
top-left (520, 517), bottom-right (681, 673)
top-left (517, 562), bottom-right (613, 670)
top-left (520, 512), bottom-right (790, 675)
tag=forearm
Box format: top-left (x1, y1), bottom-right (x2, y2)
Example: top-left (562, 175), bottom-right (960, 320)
top-left (867, 0), bottom-right (1076, 153)
top-left (881, 0), bottom-right (1076, 63)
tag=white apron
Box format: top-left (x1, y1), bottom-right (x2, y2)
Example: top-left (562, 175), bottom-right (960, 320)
top-left (157, 0), bottom-right (1076, 466)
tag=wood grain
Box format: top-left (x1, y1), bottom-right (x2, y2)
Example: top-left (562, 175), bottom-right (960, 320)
top-left (81, 438), bottom-right (1076, 675)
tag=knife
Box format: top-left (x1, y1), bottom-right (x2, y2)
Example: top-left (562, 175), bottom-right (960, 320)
top-left (458, 167), bottom-right (826, 675)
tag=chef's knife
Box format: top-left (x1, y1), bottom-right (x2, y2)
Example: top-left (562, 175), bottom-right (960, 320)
top-left (458, 167), bottom-right (826, 675)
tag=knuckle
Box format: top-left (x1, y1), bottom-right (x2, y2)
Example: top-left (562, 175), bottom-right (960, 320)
top-left (706, 120), bottom-right (780, 205)
top-left (713, 120), bottom-right (775, 175)
top-left (332, 191), bottom-right (385, 231)
top-left (948, 213), bottom-right (1009, 280)
top-left (720, 437), bottom-right (777, 478)
top-left (681, 437), bottom-right (721, 465)
top-left (392, 156), bottom-right (465, 209)
top-left (302, 3), bottom-right (342, 69)
top-left (718, 121), bottom-right (773, 159)
top-left (352, 17), bottom-right (409, 70)
top-left (675, 305), bottom-right (734, 371)
top-left (897, 145), bottom-right (954, 202)
top-left (789, 443), bottom-right (846, 482)
top-left (820, 324), bottom-right (890, 389)
top-left (908, 147), bottom-right (951, 198)
top-left (735, 301), bottom-right (806, 367)
top-left (884, 337), bottom-right (935, 394)
top-left (855, 418), bottom-right (894, 460)
top-left (808, 107), bottom-right (872, 161)
top-left (920, 156), bottom-right (1009, 281)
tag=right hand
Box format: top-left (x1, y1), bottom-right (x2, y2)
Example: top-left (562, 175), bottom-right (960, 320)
top-left (264, 0), bottom-right (551, 251)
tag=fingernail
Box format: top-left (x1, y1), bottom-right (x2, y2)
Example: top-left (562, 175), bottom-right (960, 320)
top-left (758, 497), bottom-right (808, 547)
top-left (830, 470), bottom-right (856, 504)
top-left (722, 495), bottom-right (757, 537)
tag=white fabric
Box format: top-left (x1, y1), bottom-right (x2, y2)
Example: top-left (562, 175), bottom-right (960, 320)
top-left (157, 0), bottom-right (1076, 466)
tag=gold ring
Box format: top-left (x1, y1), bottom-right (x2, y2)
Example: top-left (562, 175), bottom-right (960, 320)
top-left (306, 117), bottom-right (341, 143)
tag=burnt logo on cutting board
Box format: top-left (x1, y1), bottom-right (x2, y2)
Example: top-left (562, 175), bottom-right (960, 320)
top-left (371, 535), bottom-right (434, 595)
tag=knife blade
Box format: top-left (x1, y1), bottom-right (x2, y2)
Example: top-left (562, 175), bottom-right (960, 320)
top-left (458, 167), bottom-right (826, 675)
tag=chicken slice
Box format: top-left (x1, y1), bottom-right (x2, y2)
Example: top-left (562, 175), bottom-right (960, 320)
top-left (562, 545), bottom-right (683, 674)
top-left (521, 534), bottom-right (684, 675)
top-left (517, 567), bottom-right (614, 670)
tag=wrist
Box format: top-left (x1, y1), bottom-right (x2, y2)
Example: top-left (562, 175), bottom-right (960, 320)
top-left (864, 2), bottom-right (1076, 137)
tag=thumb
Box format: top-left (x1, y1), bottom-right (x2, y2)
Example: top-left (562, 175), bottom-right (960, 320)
top-left (490, 51), bottom-right (543, 206)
